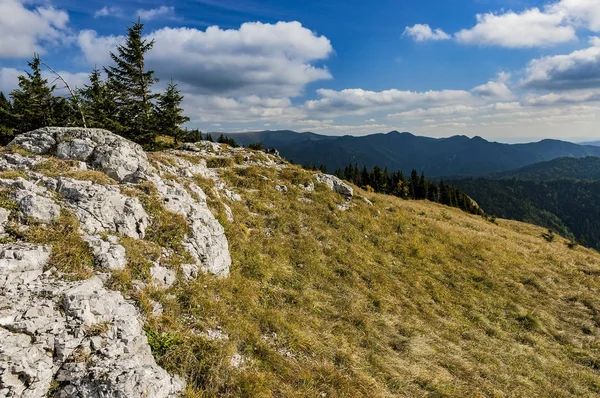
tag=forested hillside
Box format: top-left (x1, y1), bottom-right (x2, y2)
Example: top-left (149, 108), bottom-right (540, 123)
top-left (493, 156), bottom-right (600, 181)
top-left (452, 178), bottom-right (600, 249)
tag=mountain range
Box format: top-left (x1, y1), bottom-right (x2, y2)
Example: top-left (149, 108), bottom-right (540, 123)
top-left (229, 130), bottom-right (600, 177)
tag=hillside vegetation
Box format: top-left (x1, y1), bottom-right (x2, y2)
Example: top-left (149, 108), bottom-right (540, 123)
top-left (493, 156), bottom-right (600, 181)
top-left (451, 157), bottom-right (600, 250)
top-left (139, 145), bottom-right (600, 397)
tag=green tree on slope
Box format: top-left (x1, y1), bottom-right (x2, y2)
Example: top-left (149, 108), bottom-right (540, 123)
top-left (105, 20), bottom-right (158, 147)
top-left (156, 80), bottom-right (189, 144)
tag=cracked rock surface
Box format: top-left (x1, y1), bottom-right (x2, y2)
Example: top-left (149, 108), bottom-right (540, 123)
top-left (0, 244), bottom-right (185, 398)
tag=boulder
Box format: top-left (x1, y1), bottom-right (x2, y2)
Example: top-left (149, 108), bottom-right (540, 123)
top-left (10, 127), bottom-right (154, 182)
top-left (16, 193), bottom-right (60, 222)
top-left (315, 174), bottom-right (353, 198)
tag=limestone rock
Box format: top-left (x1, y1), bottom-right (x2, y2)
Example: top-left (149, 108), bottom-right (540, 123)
top-left (16, 193), bottom-right (60, 222)
top-left (10, 127), bottom-right (154, 182)
top-left (0, 152), bottom-right (42, 171)
top-left (150, 176), bottom-right (231, 277)
top-left (84, 235), bottom-right (127, 271)
top-left (150, 265), bottom-right (176, 288)
top-left (53, 178), bottom-right (148, 239)
top-left (315, 174), bottom-right (353, 197)
top-left (0, 208), bottom-right (10, 234)
top-left (0, 245), bottom-right (185, 398)
top-left (275, 185), bottom-right (288, 193)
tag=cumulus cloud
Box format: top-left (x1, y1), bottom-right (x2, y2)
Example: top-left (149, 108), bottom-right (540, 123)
top-left (77, 30), bottom-right (124, 66)
top-left (0, 0), bottom-right (70, 58)
top-left (472, 72), bottom-right (514, 100)
top-left (403, 24), bottom-right (450, 42)
top-left (405, 1), bottom-right (600, 48)
top-left (0, 66), bottom-right (89, 96)
top-left (77, 22), bottom-right (333, 98)
top-left (182, 94), bottom-right (305, 123)
top-left (94, 6), bottom-right (123, 18)
top-left (522, 37), bottom-right (600, 90)
top-left (304, 88), bottom-right (474, 117)
top-left (136, 6), bottom-right (175, 21)
top-left (455, 7), bottom-right (575, 48)
top-left (0, 68), bottom-right (21, 94)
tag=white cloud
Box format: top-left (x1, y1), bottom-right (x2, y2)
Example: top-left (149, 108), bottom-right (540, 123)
top-left (77, 30), bottom-right (124, 66)
top-left (304, 88), bottom-right (475, 117)
top-left (182, 94), bottom-right (305, 123)
top-left (0, 66), bottom-right (89, 96)
top-left (549, 0), bottom-right (600, 32)
top-left (522, 37), bottom-right (600, 90)
top-left (455, 7), bottom-right (575, 48)
top-left (136, 6), bottom-right (176, 21)
top-left (94, 6), bottom-right (123, 18)
top-left (78, 22), bottom-right (333, 98)
top-left (0, 68), bottom-right (21, 94)
top-left (403, 24), bottom-right (450, 42)
top-left (472, 72), bottom-right (514, 100)
top-left (0, 0), bottom-right (70, 58)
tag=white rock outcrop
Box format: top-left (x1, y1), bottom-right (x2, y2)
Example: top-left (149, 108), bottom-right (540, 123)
top-left (10, 127), bottom-right (154, 182)
top-left (150, 177), bottom-right (231, 278)
top-left (315, 174), bottom-right (354, 198)
top-left (0, 244), bottom-right (185, 397)
top-left (53, 178), bottom-right (149, 239)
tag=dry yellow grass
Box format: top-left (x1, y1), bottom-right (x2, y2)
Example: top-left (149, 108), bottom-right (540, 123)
top-left (139, 163), bottom-right (600, 397)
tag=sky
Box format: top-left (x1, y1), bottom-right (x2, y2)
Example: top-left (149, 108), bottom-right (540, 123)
top-left (0, 0), bottom-right (600, 142)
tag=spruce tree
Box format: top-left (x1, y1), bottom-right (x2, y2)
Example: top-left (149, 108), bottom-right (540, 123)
top-left (0, 91), bottom-right (15, 145)
top-left (10, 55), bottom-right (57, 133)
top-left (105, 20), bottom-right (158, 147)
top-left (156, 80), bottom-right (189, 144)
top-left (79, 67), bottom-right (120, 131)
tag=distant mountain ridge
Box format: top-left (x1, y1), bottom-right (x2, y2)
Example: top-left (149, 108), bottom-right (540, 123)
top-left (492, 156), bottom-right (600, 181)
top-left (229, 130), bottom-right (600, 177)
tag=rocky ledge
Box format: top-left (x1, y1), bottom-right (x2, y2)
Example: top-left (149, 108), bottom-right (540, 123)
top-left (0, 127), bottom-right (355, 397)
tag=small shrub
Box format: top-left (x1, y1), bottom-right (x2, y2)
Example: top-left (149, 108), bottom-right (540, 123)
top-left (146, 327), bottom-right (181, 358)
top-left (542, 229), bottom-right (555, 242)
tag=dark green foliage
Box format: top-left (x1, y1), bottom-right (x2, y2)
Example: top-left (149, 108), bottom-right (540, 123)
top-left (156, 80), bottom-right (189, 144)
top-left (0, 92), bottom-right (15, 145)
top-left (10, 56), bottom-right (59, 132)
top-left (494, 156), bottom-right (600, 181)
top-left (334, 163), bottom-right (483, 215)
top-left (78, 67), bottom-right (121, 131)
top-left (182, 128), bottom-right (203, 143)
top-left (105, 20), bottom-right (159, 148)
top-left (217, 134), bottom-right (239, 147)
top-left (248, 142), bottom-right (264, 151)
top-left (205, 133), bottom-right (214, 142)
top-left (452, 178), bottom-right (600, 249)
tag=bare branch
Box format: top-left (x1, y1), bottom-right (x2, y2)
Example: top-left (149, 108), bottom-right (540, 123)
top-left (41, 61), bottom-right (87, 128)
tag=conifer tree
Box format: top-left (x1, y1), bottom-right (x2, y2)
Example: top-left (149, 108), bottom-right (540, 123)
top-left (79, 67), bottom-right (120, 131)
top-left (205, 133), bottom-right (213, 142)
top-left (0, 91), bottom-right (15, 145)
top-left (10, 55), bottom-right (57, 133)
top-left (156, 80), bottom-right (189, 144)
top-left (105, 20), bottom-right (158, 147)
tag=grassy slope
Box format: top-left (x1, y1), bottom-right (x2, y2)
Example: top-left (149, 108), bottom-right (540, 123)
top-left (140, 158), bottom-right (600, 397)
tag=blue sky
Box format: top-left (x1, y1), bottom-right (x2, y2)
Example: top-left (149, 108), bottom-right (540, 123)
top-left (1, 0), bottom-right (600, 142)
